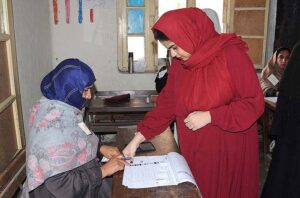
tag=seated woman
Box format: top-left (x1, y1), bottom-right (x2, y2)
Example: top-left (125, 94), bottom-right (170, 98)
top-left (260, 47), bottom-right (291, 97)
top-left (22, 59), bottom-right (126, 198)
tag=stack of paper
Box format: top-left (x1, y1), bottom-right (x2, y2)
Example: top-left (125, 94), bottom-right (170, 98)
top-left (122, 152), bottom-right (197, 189)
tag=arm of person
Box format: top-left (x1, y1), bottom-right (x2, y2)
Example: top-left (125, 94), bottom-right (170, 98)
top-left (123, 60), bottom-right (179, 157)
top-left (96, 135), bottom-right (121, 160)
top-left (260, 67), bottom-right (273, 96)
top-left (209, 46), bottom-right (265, 132)
top-left (122, 132), bottom-right (146, 158)
top-left (99, 145), bottom-right (121, 159)
top-left (30, 157), bottom-right (126, 198)
top-left (31, 159), bottom-right (102, 198)
top-left (136, 60), bottom-right (178, 139)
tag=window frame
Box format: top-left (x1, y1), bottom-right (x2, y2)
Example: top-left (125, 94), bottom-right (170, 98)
top-left (117, 0), bottom-right (268, 72)
top-left (117, 0), bottom-right (196, 73)
top-left (117, 0), bottom-right (157, 73)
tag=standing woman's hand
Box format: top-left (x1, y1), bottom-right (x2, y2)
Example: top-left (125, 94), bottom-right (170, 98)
top-left (100, 145), bottom-right (121, 159)
top-left (122, 132), bottom-right (145, 159)
top-left (184, 111), bottom-right (211, 131)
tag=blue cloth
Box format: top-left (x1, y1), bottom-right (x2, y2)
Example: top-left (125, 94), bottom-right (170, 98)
top-left (41, 59), bottom-right (96, 109)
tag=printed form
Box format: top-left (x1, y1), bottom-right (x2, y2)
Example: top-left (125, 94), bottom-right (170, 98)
top-left (122, 152), bottom-right (197, 189)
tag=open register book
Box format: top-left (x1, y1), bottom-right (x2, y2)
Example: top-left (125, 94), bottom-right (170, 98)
top-left (122, 152), bottom-right (198, 189)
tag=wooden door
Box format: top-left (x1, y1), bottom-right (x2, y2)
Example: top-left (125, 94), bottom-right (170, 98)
top-left (0, 0), bottom-right (26, 197)
top-left (224, 0), bottom-right (269, 69)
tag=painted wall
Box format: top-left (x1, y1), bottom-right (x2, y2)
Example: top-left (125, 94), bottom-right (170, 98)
top-left (12, 0), bottom-right (52, 135)
top-left (49, 0), bottom-right (157, 91)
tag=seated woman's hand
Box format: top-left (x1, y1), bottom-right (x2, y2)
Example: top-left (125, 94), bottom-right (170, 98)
top-left (100, 145), bottom-right (121, 159)
top-left (100, 155), bottom-right (127, 178)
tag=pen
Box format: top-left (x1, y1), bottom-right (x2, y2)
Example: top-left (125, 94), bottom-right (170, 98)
top-left (122, 157), bottom-right (133, 161)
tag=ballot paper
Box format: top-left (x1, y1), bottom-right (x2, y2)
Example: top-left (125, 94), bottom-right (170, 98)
top-left (122, 152), bottom-right (198, 189)
top-left (267, 74), bottom-right (279, 86)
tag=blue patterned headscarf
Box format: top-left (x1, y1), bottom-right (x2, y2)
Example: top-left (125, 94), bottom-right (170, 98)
top-left (40, 59), bottom-right (96, 109)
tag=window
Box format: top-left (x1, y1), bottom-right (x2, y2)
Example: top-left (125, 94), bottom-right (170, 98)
top-left (0, 0), bottom-right (26, 197)
top-left (117, 0), bottom-right (267, 72)
top-left (117, 0), bottom-right (188, 73)
top-left (223, 0), bottom-right (269, 68)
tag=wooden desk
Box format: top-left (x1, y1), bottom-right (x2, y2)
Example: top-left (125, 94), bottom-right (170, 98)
top-left (112, 128), bottom-right (201, 198)
top-left (86, 90), bottom-right (157, 134)
top-left (262, 98), bottom-right (276, 171)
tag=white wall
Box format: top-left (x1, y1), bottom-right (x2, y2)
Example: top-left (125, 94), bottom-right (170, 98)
top-left (12, 0), bottom-right (157, 134)
top-left (12, 0), bottom-right (52, 135)
top-left (50, 0), bottom-right (156, 91)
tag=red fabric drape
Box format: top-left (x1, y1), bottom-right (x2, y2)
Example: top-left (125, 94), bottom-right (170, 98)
top-left (153, 8), bottom-right (248, 112)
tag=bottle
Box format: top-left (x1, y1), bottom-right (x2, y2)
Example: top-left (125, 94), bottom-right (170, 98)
top-left (128, 52), bottom-right (134, 73)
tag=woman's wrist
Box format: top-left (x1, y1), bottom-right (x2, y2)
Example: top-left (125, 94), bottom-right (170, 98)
top-left (100, 167), bottom-right (106, 178)
top-left (133, 132), bottom-right (146, 145)
top-left (206, 111), bottom-right (211, 124)
top-left (99, 145), bottom-right (104, 154)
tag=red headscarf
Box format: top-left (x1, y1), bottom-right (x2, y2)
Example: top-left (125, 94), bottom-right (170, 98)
top-left (153, 8), bottom-right (248, 111)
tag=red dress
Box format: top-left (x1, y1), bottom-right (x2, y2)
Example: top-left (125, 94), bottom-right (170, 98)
top-left (138, 8), bottom-right (264, 197)
top-left (137, 44), bottom-right (264, 197)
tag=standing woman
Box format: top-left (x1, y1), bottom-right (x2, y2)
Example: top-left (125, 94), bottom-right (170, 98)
top-left (260, 47), bottom-right (291, 97)
top-left (22, 59), bottom-right (125, 198)
top-left (123, 8), bottom-right (264, 197)
top-left (261, 41), bottom-right (300, 198)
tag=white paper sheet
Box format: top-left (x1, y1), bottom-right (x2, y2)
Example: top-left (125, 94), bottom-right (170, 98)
top-left (267, 74), bottom-right (279, 86)
top-left (264, 97), bottom-right (278, 103)
top-left (122, 152), bottom-right (197, 189)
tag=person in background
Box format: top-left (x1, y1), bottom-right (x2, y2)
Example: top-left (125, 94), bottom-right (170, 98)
top-left (21, 59), bottom-right (126, 198)
top-left (155, 50), bottom-right (170, 94)
top-left (261, 40), bottom-right (300, 198)
top-left (123, 8), bottom-right (264, 198)
top-left (260, 47), bottom-right (291, 97)
top-left (203, 8), bottom-right (221, 33)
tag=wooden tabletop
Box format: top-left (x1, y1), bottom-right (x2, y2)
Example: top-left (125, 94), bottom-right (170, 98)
top-left (112, 128), bottom-right (201, 198)
top-left (88, 90), bottom-right (157, 113)
top-left (88, 97), bottom-right (155, 113)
